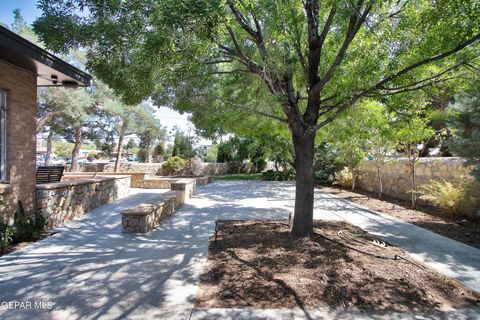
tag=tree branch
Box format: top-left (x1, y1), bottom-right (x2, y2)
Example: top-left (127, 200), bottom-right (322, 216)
top-left (379, 61), bottom-right (465, 92)
top-left (371, 32), bottom-right (480, 92)
top-left (317, 6), bottom-right (337, 65)
top-left (218, 96), bottom-right (287, 123)
top-left (311, 0), bottom-right (373, 96)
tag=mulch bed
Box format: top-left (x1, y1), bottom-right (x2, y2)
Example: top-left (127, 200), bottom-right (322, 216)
top-left (319, 186), bottom-right (480, 250)
top-left (196, 220), bottom-right (480, 312)
top-left (0, 231), bottom-right (53, 257)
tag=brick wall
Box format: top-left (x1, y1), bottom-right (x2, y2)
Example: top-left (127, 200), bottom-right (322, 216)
top-left (0, 61), bottom-right (37, 224)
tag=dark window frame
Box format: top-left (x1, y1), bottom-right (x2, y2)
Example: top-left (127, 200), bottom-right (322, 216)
top-left (0, 89), bottom-right (6, 182)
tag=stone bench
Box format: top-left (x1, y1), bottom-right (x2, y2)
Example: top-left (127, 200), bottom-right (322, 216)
top-left (170, 178), bottom-right (196, 203)
top-left (196, 175), bottom-right (211, 186)
top-left (121, 190), bottom-right (182, 233)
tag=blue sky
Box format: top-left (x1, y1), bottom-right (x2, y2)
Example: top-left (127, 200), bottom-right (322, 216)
top-left (0, 0), bottom-right (41, 26)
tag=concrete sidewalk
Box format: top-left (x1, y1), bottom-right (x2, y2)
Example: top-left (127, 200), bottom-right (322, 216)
top-left (0, 181), bottom-right (479, 319)
top-left (0, 188), bottom-right (216, 319)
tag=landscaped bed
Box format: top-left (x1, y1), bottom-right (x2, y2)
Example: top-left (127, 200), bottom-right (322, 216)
top-left (319, 186), bottom-right (480, 250)
top-left (196, 220), bottom-right (480, 312)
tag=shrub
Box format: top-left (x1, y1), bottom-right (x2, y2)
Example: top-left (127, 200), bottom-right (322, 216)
top-left (13, 201), bottom-right (47, 243)
top-left (333, 167), bottom-right (353, 189)
top-left (186, 157), bottom-right (204, 176)
top-left (13, 215), bottom-right (46, 243)
top-left (162, 156), bottom-right (187, 175)
top-left (1, 202), bottom-right (47, 253)
top-left (0, 223), bottom-right (15, 253)
top-left (153, 143), bottom-right (165, 161)
top-left (253, 158), bottom-right (267, 173)
top-left (137, 148), bottom-right (149, 163)
top-left (313, 142), bottom-right (341, 185)
top-left (227, 161), bottom-right (242, 174)
top-left (262, 169), bottom-right (295, 181)
top-left (417, 180), bottom-right (467, 216)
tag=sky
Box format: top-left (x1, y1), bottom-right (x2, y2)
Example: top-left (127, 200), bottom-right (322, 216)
top-left (1, 0), bottom-right (205, 143)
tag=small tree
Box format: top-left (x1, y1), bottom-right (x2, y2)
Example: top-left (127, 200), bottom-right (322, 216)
top-left (395, 114), bottom-right (435, 208)
top-left (172, 130), bottom-right (197, 160)
top-left (124, 139), bottom-right (137, 152)
top-left (203, 144), bottom-right (218, 163)
top-left (137, 111), bottom-right (166, 163)
top-left (360, 101), bottom-right (396, 199)
top-left (153, 143), bottom-right (165, 162)
top-left (325, 107), bottom-right (366, 191)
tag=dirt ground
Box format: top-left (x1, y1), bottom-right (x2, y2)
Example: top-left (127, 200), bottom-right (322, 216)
top-left (196, 220), bottom-right (479, 312)
top-left (319, 186), bottom-right (480, 250)
top-left (0, 231), bottom-right (52, 257)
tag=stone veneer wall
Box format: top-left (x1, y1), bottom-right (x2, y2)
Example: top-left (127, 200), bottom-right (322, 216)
top-left (79, 162), bottom-right (230, 176)
top-left (36, 176), bottom-right (131, 229)
top-left (121, 191), bottom-right (182, 233)
top-left (79, 163), bottom-right (164, 175)
top-left (356, 157), bottom-right (473, 202)
top-left (64, 172), bottom-right (149, 188)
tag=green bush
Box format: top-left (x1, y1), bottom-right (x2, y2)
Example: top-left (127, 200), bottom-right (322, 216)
top-left (13, 201), bottom-right (47, 243)
top-left (13, 215), bottom-right (47, 243)
top-left (262, 169), bottom-right (295, 181)
top-left (227, 161), bottom-right (243, 174)
top-left (417, 179), bottom-right (471, 217)
top-left (137, 148), bottom-right (149, 163)
top-left (0, 202), bottom-right (47, 253)
top-left (0, 223), bottom-right (15, 253)
top-left (313, 142), bottom-right (341, 185)
top-left (253, 159), bottom-right (267, 173)
top-left (333, 167), bottom-right (353, 189)
top-left (162, 156), bottom-right (187, 175)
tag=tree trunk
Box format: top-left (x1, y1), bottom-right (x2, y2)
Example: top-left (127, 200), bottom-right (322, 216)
top-left (377, 165), bottom-right (383, 199)
top-left (146, 144), bottom-right (152, 163)
top-left (291, 132), bottom-right (315, 238)
top-left (114, 127), bottom-right (125, 173)
top-left (45, 129), bottom-right (54, 166)
top-left (70, 127), bottom-right (82, 172)
top-left (411, 159), bottom-right (417, 209)
top-left (350, 163), bottom-right (356, 191)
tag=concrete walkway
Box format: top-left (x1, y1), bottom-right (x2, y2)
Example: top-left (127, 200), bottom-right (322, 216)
top-left (0, 181), bottom-right (479, 319)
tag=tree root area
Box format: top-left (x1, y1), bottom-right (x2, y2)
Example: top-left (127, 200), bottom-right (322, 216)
top-left (196, 220), bottom-right (479, 312)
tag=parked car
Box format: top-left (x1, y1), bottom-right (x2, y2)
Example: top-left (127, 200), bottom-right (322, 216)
top-left (127, 155), bottom-right (139, 162)
top-left (110, 157), bottom-right (127, 163)
top-left (51, 158), bottom-right (66, 166)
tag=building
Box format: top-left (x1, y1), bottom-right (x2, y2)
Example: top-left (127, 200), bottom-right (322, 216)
top-left (0, 25), bottom-right (91, 223)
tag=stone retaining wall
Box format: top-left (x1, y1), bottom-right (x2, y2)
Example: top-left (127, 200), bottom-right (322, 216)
top-left (79, 163), bottom-right (163, 175)
top-left (356, 157), bottom-right (473, 202)
top-left (64, 172), bottom-right (148, 187)
top-left (78, 162), bottom-right (234, 176)
top-left (36, 175), bottom-right (131, 229)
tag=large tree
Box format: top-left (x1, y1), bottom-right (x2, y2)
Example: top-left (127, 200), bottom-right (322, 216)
top-left (34, 0), bottom-right (480, 237)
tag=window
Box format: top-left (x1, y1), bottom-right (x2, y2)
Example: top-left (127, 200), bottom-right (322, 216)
top-left (0, 89), bottom-right (6, 181)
